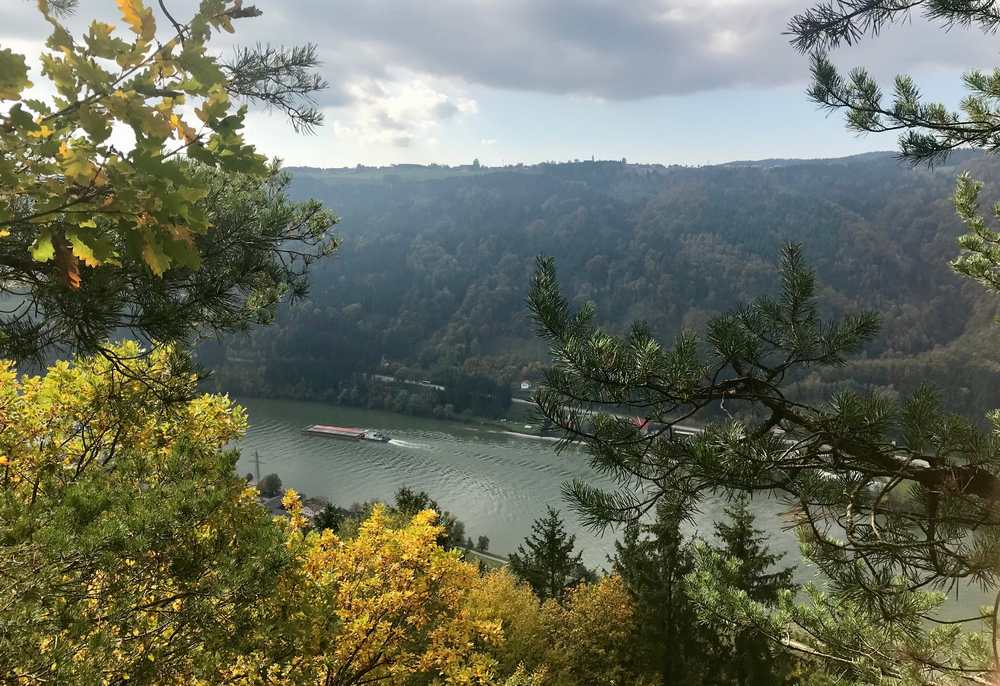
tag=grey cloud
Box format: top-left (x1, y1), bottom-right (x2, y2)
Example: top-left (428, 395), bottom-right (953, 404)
top-left (431, 100), bottom-right (460, 119)
top-left (374, 110), bottom-right (409, 131)
top-left (3, 1), bottom-right (997, 101)
top-left (237, 0), bottom-right (999, 99)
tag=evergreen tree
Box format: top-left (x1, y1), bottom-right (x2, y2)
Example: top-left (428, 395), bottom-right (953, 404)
top-left (394, 486), bottom-right (439, 515)
top-left (394, 486), bottom-right (466, 550)
top-left (509, 507), bottom-right (588, 602)
top-left (706, 498), bottom-right (796, 686)
top-left (789, 1), bottom-right (1000, 164)
top-left (713, 498), bottom-right (795, 608)
top-left (257, 473), bottom-right (283, 498)
top-left (612, 497), bottom-right (712, 686)
top-left (313, 503), bottom-right (344, 532)
top-left (529, 243), bottom-right (997, 682)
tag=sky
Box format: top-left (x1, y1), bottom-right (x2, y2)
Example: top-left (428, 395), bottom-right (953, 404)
top-left (3, 0), bottom-right (998, 167)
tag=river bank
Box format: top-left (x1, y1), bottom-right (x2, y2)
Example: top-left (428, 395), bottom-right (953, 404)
top-left (230, 396), bottom-right (791, 569)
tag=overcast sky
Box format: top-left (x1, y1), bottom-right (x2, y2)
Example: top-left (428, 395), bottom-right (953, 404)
top-left (4, 0), bottom-right (998, 167)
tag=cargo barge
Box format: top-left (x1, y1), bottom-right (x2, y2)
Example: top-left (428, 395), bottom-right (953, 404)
top-left (304, 425), bottom-right (391, 442)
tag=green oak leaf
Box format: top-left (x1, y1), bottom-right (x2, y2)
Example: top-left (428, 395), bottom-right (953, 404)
top-left (31, 232), bottom-right (56, 262)
top-left (0, 49), bottom-right (32, 100)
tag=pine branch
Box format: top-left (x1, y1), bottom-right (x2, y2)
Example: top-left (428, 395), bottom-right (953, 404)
top-left (222, 44), bottom-right (328, 133)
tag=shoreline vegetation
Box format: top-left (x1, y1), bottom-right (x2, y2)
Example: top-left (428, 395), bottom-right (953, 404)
top-left (208, 370), bottom-right (549, 433)
top-left (205, 368), bottom-right (521, 423)
top-left (249, 476), bottom-right (510, 568)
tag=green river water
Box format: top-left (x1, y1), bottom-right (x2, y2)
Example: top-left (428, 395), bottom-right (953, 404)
top-left (234, 396), bottom-right (795, 569)
top-left (233, 396), bottom-right (991, 620)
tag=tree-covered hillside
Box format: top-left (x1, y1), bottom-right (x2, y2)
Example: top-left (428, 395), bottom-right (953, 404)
top-left (201, 151), bottom-right (1000, 416)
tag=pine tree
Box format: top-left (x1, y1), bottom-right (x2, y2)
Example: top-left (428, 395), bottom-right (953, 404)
top-left (787, 2), bottom-right (1000, 339)
top-left (509, 507), bottom-right (589, 602)
top-left (313, 503), bottom-right (344, 532)
top-left (393, 486), bottom-right (466, 550)
top-left (529, 243), bottom-right (997, 682)
top-left (789, 1), bottom-right (1000, 164)
top-left (612, 497), bottom-right (713, 686)
top-left (707, 498), bottom-right (796, 686)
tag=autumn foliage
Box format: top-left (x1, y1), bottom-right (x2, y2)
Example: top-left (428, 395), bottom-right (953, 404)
top-left (0, 0), bottom-right (335, 363)
top-left (0, 343), bottom-right (645, 684)
top-left (1, 0), bottom-right (266, 282)
top-left (0, 343), bottom-right (281, 682)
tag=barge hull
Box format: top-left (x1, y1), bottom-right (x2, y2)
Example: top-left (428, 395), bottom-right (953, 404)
top-left (304, 424), bottom-right (365, 440)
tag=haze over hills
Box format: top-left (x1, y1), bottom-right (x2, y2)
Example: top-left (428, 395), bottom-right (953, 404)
top-left (202, 150), bottom-right (1000, 418)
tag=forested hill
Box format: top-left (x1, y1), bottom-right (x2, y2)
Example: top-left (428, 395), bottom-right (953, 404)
top-left (201, 151), bottom-right (1000, 417)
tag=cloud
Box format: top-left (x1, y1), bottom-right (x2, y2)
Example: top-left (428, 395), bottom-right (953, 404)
top-left (3, 0), bottom-right (995, 157)
top-left (6, 1), bottom-right (996, 102)
top-left (6, 1), bottom-right (996, 101)
top-left (229, 0), bottom-right (997, 100)
top-left (329, 76), bottom-right (477, 147)
top-left (0, 2), bottom-right (479, 152)
top-left (432, 100), bottom-right (460, 120)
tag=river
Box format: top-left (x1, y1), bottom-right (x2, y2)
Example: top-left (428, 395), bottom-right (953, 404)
top-left (233, 396), bottom-right (798, 570)
top-left (233, 396), bottom-right (993, 618)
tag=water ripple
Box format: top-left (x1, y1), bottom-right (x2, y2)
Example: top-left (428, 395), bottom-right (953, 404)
top-left (233, 397), bottom-right (789, 569)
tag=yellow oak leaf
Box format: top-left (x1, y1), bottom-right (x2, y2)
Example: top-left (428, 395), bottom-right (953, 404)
top-left (59, 141), bottom-right (96, 185)
top-left (115, 0), bottom-right (155, 43)
top-left (26, 124), bottom-right (53, 139)
top-left (169, 113), bottom-right (197, 143)
top-left (142, 236), bottom-right (170, 276)
top-left (68, 232), bottom-right (101, 268)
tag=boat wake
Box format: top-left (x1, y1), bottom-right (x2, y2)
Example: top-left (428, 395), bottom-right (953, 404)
top-left (488, 430), bottom-right (563, 443)
top-left (389, 439), bottom-right (431, 450)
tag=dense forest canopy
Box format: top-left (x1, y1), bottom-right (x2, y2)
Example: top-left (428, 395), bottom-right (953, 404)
top-left (203, 151), bottom-right (1000, 416)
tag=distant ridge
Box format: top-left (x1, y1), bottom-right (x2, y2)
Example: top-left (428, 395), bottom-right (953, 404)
top-left (205, 149), bottom-right (1000, 419)
top-left (720, 149), bottom-right (985, 169)
top-left (286, 149), bottom-right (986, 176)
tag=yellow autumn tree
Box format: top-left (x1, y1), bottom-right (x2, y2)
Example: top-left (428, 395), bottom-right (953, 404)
top-left (541, 576), bottom-right (652, 686)
top-left (464, 569), bottom-right (549, 679)
top-left (0, 341), bottom-right (288, 683)
top-left (223, 497), bottom-right (503, 685)
top-left (465, 571), bottom-right (651, 686)
top-left (0, 343), bottom-right (500, 684)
